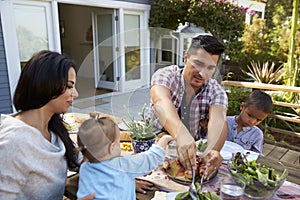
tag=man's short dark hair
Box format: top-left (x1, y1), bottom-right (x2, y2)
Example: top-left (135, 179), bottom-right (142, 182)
top-left (187, 35), bottom-right (225, 57)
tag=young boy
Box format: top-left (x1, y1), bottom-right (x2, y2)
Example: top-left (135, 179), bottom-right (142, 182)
top-left (226, 90), bottom-right (273, 154)
top-left (76, 117), bottom-right (173, 200)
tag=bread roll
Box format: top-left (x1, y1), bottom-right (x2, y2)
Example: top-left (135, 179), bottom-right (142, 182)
top-left (120, 131), bottom-right (131, 142)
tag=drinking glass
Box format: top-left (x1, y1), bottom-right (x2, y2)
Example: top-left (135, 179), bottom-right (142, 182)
top-left (166, 140), bottom-right (178, 160)
top-left (220, 178), bottom-right (245, 200)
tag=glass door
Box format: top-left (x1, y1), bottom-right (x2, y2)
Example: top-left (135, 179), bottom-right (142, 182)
top-left (12, 1), bottom-right (54, 67)
top-left (93, 10), bottom-right (118, 90)
top-left (119, 10), bottom-right (149, 92)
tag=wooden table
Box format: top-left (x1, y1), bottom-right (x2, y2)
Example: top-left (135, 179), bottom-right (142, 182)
top-left (64, 113), bottom-right (300, 199)
top-left (135, 163), bottom-right (300, 200)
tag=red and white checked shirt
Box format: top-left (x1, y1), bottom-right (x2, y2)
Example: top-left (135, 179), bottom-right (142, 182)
top-left (148, 65), bottom-right (228, 140)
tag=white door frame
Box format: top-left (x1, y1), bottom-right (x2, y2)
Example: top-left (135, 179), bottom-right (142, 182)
top-left (92, 10), bottom-right (119, 90)
top-left (118, 9), bottom-right (150, 92)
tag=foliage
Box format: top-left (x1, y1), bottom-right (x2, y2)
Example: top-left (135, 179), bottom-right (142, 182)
top-left (149, 0), bottom-right (250, 62)
top-left (188, 0), bottom-right (247, 61)
top-left (268, 5), bottom-right (290, 64)
top-left (241, 15), bottom-right (271, 65)
top-left (264, 0), bottom-right (293, 30)
top-left (239, 0), bottom-right (299, 84)
top-left (122, 103), bottom-right (156, 141)
top-left (226, 87), bottom-right (251, 116)
top-left (261, 92), bottom-right (300, 147)
top-left (242, 61), bottom-right (284, 84)
top-left (149, 0), bottom-right (189, 31)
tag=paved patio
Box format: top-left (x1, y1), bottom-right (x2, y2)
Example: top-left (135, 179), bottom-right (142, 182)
top-left (71, 85), bottom-right (150, 121)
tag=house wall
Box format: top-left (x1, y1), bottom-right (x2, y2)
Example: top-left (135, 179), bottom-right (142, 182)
top-left (120, 0), bottom-right (151, 4)
top-left (0, 15), bottom-right (13, 114)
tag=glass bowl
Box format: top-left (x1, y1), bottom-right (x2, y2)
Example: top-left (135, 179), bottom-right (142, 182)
top-left (228, 154), bottom-right (288, 199)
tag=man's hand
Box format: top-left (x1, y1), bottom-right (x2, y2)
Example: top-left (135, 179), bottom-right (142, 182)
top-left (175, 126), bottom-right (196, 171)
top-left (202, 150), bottom-right (223, 180)
top-left (135, 179), bottom-right (154, 194)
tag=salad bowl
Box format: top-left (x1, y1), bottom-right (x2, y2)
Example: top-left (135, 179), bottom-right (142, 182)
top-left (228, 153), bottom-right (288, 199)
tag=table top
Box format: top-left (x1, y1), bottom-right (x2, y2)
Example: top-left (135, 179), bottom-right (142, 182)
top-left (137, 163), bottom-right (300, 200)
top-left (65, 112), bottom-right (300, 199)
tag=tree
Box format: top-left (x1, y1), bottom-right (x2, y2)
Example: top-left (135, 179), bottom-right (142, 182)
top-left (241, 15), bottom-right (270, 65)
top-left (149, 0), bottom-right (248, 62)
top-left (286, 0), bottom-right (299, 87)
top-left (263, 0), bottom-right (299, 87)
top-left (241, 0), bottom-right (299, 85)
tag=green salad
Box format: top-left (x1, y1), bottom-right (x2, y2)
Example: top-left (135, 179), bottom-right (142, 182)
top-left (197, 139), bottom-right (207, 152)
top-left (228, 152), bottom-right (288, 198)
top-left (175, 182), bottom-right (220, 200)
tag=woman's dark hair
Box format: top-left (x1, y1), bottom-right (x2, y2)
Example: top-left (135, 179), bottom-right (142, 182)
top-left (13, 50), bottom-right (79, 168)
top-left (187, 34), bottom-right (225, 57)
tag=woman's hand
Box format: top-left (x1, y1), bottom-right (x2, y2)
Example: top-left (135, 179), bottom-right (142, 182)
top-left (202, 150), bottom-right (223, 180)
top-left (77, 192), bottom-right (95, 200)
top-left (135, 179), bottom-right (154, 194)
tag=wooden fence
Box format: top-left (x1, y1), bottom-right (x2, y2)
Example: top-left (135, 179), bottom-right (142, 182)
top-left (221, 81), bottom-right (300, 151)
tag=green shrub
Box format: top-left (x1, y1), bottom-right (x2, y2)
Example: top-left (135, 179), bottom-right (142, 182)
top-left (226, 86), bottom-right (251, 116)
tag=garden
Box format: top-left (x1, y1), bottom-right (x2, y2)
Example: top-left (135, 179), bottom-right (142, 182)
top-left (149, 0), bottom-right (300, 150)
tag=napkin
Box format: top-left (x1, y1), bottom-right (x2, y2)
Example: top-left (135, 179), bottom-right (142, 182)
top-left (138, 167), bottom-right (189, 192)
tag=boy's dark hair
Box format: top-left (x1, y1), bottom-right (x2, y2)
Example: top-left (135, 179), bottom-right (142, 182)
top-left (244, 90), bottom-right (273, 114)
top-left (187, 34), bottom-right (225, 58)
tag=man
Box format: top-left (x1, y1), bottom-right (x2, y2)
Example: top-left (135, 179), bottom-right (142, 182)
top-left (148, 34), bottom-right (228, 178)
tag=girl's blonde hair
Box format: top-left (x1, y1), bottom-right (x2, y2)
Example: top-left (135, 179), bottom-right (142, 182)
top-left (77, 117), bottom-right (119, 162)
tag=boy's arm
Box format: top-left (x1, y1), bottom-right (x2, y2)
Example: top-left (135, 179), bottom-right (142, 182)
top-left (252, 128), bottom-right (264, 154)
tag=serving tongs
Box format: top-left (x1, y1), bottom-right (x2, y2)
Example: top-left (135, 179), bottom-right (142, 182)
top-left (198, 166), bottom-right (207, 194)
top-left (188, 168), bottom-right (197, 200)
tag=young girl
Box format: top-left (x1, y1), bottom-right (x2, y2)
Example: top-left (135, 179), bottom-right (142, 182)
top-left (226, 90), bottom-right (273, 153)
top-left (76, 117), bottom-right (173, 200)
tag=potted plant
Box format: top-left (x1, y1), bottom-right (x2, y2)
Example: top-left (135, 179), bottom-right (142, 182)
top-left (123, 103), bottom-right (156, 153)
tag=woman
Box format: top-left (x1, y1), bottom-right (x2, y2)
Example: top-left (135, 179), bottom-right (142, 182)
top-left (0, 50), bottom-right (93, 199)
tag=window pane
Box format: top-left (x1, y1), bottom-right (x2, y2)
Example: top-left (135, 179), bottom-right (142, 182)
top-left (124, 14), bottom-right (140, 81)
top-left (14, 4), bottom-right (49, 62)
top-left (161, 38), bottom-right (172, 62)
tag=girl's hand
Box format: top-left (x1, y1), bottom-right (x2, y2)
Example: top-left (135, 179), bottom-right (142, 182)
top-left (135, 179), bottom-right (154, 194)
top-left (77, 192), bottom-right (95, 200)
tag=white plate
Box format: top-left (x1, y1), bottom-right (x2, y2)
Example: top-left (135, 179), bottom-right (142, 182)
top-left (243, 150), bottom-right (260, 162)
top-left (196, 139), bottom-right (244, 161)
top-left (63, 113), bottom-right (90, 133)
top-left (220, 141), bottom-right (244, 160)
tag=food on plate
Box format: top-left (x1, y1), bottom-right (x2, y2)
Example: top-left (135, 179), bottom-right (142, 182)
top-left (120, 142), bottom-right (133, 152)
top-left (175, 182), bottom-right (220, 200)
top-left (163, 156), bottom-right (206, 181)
top-left (63, 113), bottom-right (89, 133)
top-left (64, 122), bottom-right (79, 133)
top-left (197, 139), bottom-right (208, 152)
top-left (228, 152), bottom-right (288, 198)
top-left (120, 131), bottom-right (131, 142)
